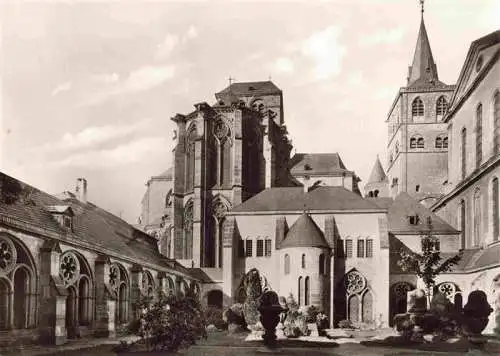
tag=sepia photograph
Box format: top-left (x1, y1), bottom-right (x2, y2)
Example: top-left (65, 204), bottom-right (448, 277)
top-left (0, 0), bottom-right (499, 354)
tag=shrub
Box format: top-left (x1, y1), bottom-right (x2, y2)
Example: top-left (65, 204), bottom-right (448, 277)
top-left (283, 294), bottom-right (309, 338)
top-left (223, 303), bottom-right (247, 328)
top-left (205, 306), bottom-right (227, 330)
top-left (243, 270), bottom-right (262, 327)
top-left (133, 291), bottom-right (207, 352)
top-left (304, 305), bottom-right (320, 323)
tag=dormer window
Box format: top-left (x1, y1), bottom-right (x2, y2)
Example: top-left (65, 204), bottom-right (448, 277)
top-left (408, 214), bottom-right (420, 225)
top-left (304, 164), bottom-right (312, 171)
top-left (47, 205), bottom-right (74, 231)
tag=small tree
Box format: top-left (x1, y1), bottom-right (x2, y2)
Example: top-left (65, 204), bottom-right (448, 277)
top-left (397, 217), bottom-right (463, 305)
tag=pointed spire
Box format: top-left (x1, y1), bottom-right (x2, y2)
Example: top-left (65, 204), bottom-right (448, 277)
top-left (367, 156), bottom-right (387, 184)
top-left (407, 6), bottom-right (440, 87)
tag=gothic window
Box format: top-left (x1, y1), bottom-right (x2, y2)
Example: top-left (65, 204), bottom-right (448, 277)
top-left (60, 250), bottom-right (94, 327)
top-left (257, 239), bottom-right (264, 257)
top-left (304, 277), bottom-right (310, 306)
top-left (213, 117), bottom-right (232, 186)
top-left (494, 91), bottom-right (500, 154)
top-left (492, 178), bottom-right (499, 241)
top-left (0, 234), bottom-right (36, 331)
top-left (476, 104), bottom-right (483, 168)
top-left (246, 239), bottom-right (253, 257)
top-left (319, 253), bottom-right (325, 275)
top-left (357, 239), bottom-right (365, 258)
top-left (461, 128), bottom-right (467, 179)
top-left (366, 239), bottom-right (373, 258)
top-left (345, 239), bottom-right (353, 258)
top-left (141, 270), bottom-right (155, 297)
top-left (473, 189), bottom-right (482, 247)
top-left (212, 199), bottom-right (229, 268)
top-left (412, 97), bottom-right (424, 119)
top-left (284, 254), bottom-right (290, 275)
top-left (265, 239), bottom-right (272, 257)
top-left (109, 263), bottom-right (129, 324)
top-left (185, 124), bottom-right (196, 192)
top-left (390, 282), bottom-right (414, 324)
top-left (301, 254), bottom-right (306, 269)
top-left (184, 201), bottom-right (193, 259)
top-left (344, 270), bottom-right (371, 323)
top-left (436, 96), bottom-right (448, 118)
top-left (298, 276), bottom-right (302, 305)
top-left (459, 199), bottom-right (466, 249)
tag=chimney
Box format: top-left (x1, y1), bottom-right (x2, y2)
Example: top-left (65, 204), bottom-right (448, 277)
top-left (75, 178), bottom-right (87, 203)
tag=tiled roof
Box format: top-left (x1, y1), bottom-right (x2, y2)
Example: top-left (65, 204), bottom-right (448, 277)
top-left (231, 186), bottom-right (383, 213)
top-left (367, 197), bottom-right (394, 210)
top-left (215, 81), bottom-right (282, 98)
top-left (280, 213), bottom-right (329, 249)
top-left (387, 192), bottom-right (458, 234)
top-left (290, 153), bottom-right (351, 176)
top-left (367, 157), bottom-right (387, 183)
top-left (0, 172), bottom-right (188, 275)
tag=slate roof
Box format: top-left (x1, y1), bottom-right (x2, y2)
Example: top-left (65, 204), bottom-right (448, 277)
top-left (290, 153), bottom-right (351, 176)
top-left (280, 213), bottom-right (330, 249)
top-left (386, 192), bottom-right (458, 234)
top-left (367, 157), bottom-right (387, 183)
top-left (215, 81), bottom-right (282, 98)
top-left (0, 172), bottom-right (188, 274)
top-left (231, 186), bottom-right (383, 213)
top-left (407, 17), bottom-right (448, 88)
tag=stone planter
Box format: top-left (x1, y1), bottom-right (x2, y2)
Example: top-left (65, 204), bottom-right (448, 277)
top-left (258, 291), bottom-right (287, 348)
top-left (462, 290), bottom-right (493, 346)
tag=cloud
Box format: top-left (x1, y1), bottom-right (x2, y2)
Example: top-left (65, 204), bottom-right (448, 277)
top-left (155, 34), bottom-right (180, 60)
top-left (300, 26), bottom-right (346, 80)
top-left (52, 137), bottom-right (168, 169)
top-left (92, 72), bottom-right (120, 84)
top-left (359, 27), bottom-right (405, 47)
top-left (272, 57), bottom-right (294, 74)
top-left (51, 81), bottom-right (72, 96)
top-left (35, 119), bottom-right (151, 152)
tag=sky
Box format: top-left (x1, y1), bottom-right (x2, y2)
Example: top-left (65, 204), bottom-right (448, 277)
top-left (0, 0), bottom-right (499, 223)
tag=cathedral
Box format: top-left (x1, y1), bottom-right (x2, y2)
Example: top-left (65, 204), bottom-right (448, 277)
top-left (140, 10), bottom-right (500, 334)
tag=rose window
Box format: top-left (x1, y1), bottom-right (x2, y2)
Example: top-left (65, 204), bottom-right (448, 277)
top-left (213, 119), bottom-right (229, 141)
top-left (438, 282), bottom-right (456, 297)
top-left (0, 237), bottom-right (16, 273)
top-left (60, 252), bottom-right (80, 286)
top-left (213, 202), bottom-right (228, 220)
top-left (345, 271), bottom-right (366, 295)
top-left (109, 263), bottom-right (120, 291)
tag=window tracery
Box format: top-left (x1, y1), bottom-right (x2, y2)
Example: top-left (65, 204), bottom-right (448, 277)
top-left (345, 270), bottom-right (366, 295)
top-left (60, 251), bottom-right (80, 286)
top-left (0, 236), bottom-right (16, 273)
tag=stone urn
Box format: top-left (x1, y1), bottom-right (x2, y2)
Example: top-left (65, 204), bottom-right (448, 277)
top-left (462, 290), bottom-right (493, 345)
top-left (258, 291), bottom-right (287, 348)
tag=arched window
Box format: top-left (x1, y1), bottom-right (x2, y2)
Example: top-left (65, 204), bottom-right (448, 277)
top-left (185, 124), bottom-right (196, 192)
top-left (436, 96), bottom-right (448, 118)
top-left (443, 136), bottom-right (448, 149)
top-left (374, 190), bottom-right (379, 197)
top-left (284, 254), bottom-right (290, 275)
top-left (319, 254), bottom-right (325, 275)
top-left (59, 250), bottom-right (94, 332)
top-left (141, 270), bottom-right (155, 298)
top-left (298, 276), bottom-right (302, 306)
top-left (184, 200), bottom-right (193, 259)
top-left (476, 104), bottom-right (483, 168)
top-left (412, 97), bottom-right (424, 119)
top-left (212, 197), bottom-right (230, 268)
top-left (459, 200), bottom-right (466, 249)
top-left (368, 191), bottom-right (373, 198)
top-left (304, 277), bottom-right (310, 306)
top-left (0, 235), bottom-right (37, 331)
top-left (410, 135), bottom-right (424, 149)
top-left (494, 91), bottom-right (500, 154)
top-left (301, 254), bottom-right (306, 268)
top-left (109, 263), bottom-right (130, 324)
top-left (473, 189), bottom-right (481, 247)
top-left (213, 118), bottom-right (232, 186)
top-left (492, 178), bottom-right (499, 242)
top-left (435, 136), bottom-right (443, 148)
top-left (461, 128), bottom-right (467, 179)
top-left (165, 189), bottom-right (172, 208)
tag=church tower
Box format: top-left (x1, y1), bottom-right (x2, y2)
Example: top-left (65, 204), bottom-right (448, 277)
top-left (364, 156), bottom-right (388, 198)
top-left (170, 81), bottom-right (292, 269)
top-left (385, 3), bottom-right (455, 207)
